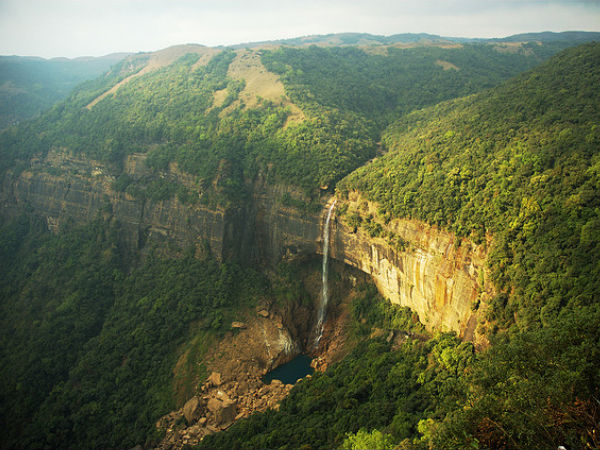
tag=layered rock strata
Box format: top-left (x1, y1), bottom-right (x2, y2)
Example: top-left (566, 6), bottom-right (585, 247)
top-left (0, 150), bottom-right (491, 340)
top-left (329, 194), bottom-right (492, 341)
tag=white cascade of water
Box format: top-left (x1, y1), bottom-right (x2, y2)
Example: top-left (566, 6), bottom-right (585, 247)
top-left (315, 200), bottom-right (336, 347)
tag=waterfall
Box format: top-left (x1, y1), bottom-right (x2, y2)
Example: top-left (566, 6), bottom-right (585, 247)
top-left (315, 200), bottom-right (336, 347)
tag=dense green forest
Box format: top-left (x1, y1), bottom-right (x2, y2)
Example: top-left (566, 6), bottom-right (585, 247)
top-left (1, 38), bottom-right (599, 450)
top-left (339, 42), bottom-right (600, 332)
top-left (0, 215), bottom-right (268, 449)
top-left (0, 54), bottom-right (127, 130)
top-left (261, 43), bottom-right (561, 124)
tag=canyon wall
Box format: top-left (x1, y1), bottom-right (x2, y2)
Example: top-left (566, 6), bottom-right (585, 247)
top-left (1, 150), bottom-right (229, 258)
top-left (0, 151), bottom-right (490, 340)
top-left (328, 196), bottom-right (492, 341)
top-left (249, 174), bottom-right (321, 265)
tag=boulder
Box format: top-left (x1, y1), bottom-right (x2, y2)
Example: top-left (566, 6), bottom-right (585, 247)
top-left (183, 397), bottom-right (202, 424)
top-left (207, 397), bottom-right (222, 413)
top-left (231, 321), bottom-right (247, 329)
top-left (237, 380), bottom-right (249, 394)
top-left (218, 402), bottom-right (236, 428)
top-left (207, 397), bottom-right (236, 427)
top-left (207, 371), bottom-right (222, 387)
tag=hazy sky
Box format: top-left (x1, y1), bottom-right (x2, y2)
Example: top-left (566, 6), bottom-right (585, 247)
top-left (1, 0), bottom-right (599, 58)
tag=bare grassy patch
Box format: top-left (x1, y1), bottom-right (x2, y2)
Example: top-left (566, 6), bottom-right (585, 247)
top-left (493, 42), bottom-right (537, 55)
top-left (435, 59), bottom-right (460, 71)
top-left (220, 50), bottom-right (304, 125)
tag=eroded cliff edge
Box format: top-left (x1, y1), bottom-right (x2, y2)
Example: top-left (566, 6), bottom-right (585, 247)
top-left (0, 150), bottom-right (491, 341)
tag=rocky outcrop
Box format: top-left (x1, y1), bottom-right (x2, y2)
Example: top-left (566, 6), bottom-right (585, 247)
top-left (158, 375), bottom-right (294, 449)
top-left (250, 184), bottom-right (492, 341)
top-left (250, 184), bottom-right (492, 342)
top-left (158, 304), bottom-right (308, 449)
top-left (182, 397), bottom-right (202, 424)
top-left (329, 196), bottom-right (491, 341)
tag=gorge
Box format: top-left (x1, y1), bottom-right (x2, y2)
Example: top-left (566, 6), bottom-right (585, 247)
top-left (0, 147), bottom-right (490, 342)
top-left (1, 36), bottom-right (599, 450)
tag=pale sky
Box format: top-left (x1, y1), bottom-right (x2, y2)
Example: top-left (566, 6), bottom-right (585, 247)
top-left (1, 0), bottom-right (599, 58)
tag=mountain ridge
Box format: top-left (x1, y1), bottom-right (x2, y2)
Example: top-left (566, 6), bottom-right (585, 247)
top-left (226, 30), bottom-right (600, 49)
top-left (0, 52), bottom-right (130, 129)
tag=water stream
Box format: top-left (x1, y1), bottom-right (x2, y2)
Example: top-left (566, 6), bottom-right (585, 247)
top-left (314, 200), bottom-right (336, 347)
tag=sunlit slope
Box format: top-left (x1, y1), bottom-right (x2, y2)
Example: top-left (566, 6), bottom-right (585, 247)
top-left (340, 42), bottom-right (600, 330)
top-left (0, 41), bottom-right (572, 199)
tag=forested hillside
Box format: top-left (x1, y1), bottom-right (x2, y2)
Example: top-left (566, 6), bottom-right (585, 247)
top-left (0, 215), bottom-right (270, 449)
top-left (0, 41), bottom-right (566, 197)
top-left (201, 43), bottom-right (600, 449)
top-left (340, 42), bottom-right (600, 333)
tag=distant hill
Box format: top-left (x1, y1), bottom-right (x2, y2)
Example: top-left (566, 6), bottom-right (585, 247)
top-left (2, 30), bottom-right (598, 130)
top-left (496, 30), bottom-right (600, 43)
top-left (0, 53), bottom-right (129, 129)
top-left (231, 32), bottom-right (453, 48)
top-left (231, 30), bottom-right (600, 48)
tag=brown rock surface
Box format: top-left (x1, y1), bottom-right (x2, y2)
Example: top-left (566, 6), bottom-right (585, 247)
top-left (207, 372), bottom-right (222, 387)
top-left (330, 192), bottom-right (493, 343)
top-left (182, 397), bottom-right (202, 424)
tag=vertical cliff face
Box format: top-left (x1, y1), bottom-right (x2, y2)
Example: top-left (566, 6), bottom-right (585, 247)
top-left (248, 174), bottom-right (321, 265)
top-left (248, 187), bottom-right (491, 341)
top-left (0, 150), bottom-right (228, 258)
top-left (328, 204), bottom-right (491, 341)
top-left (0, 151), bottom-right (491, 340)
